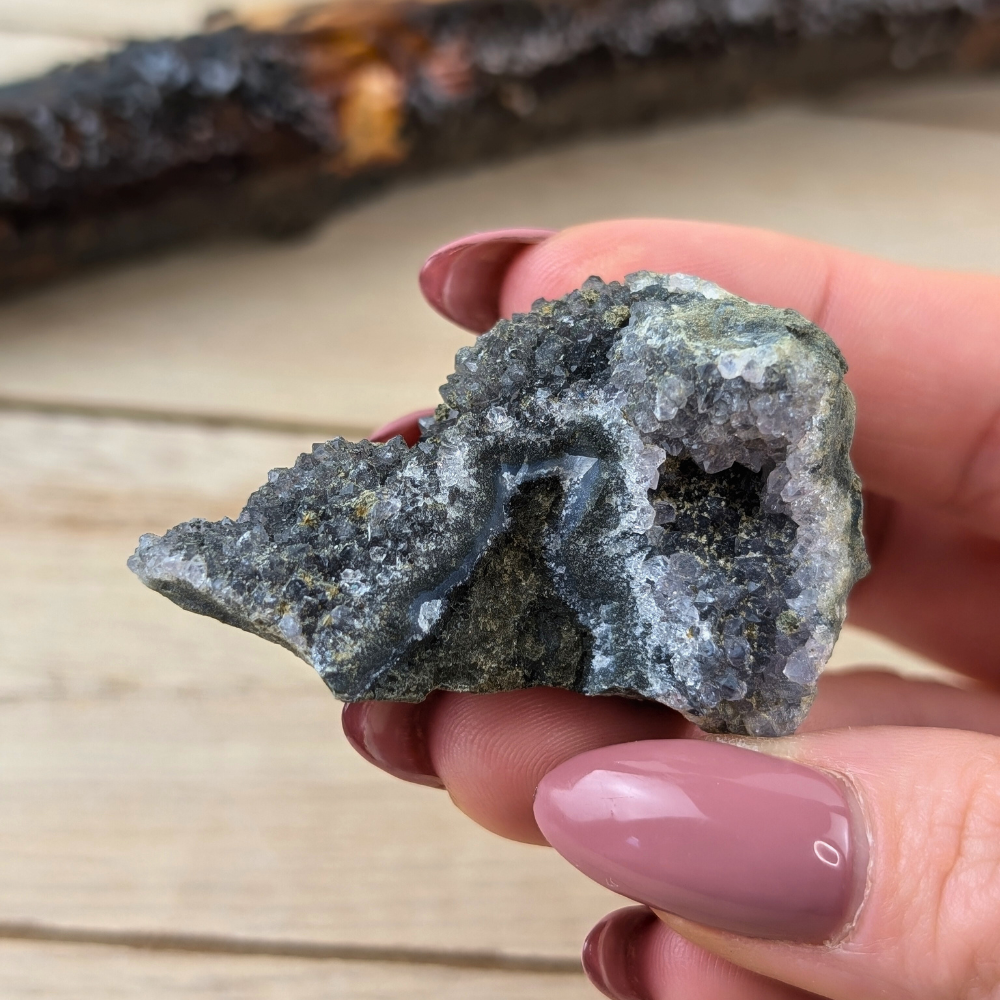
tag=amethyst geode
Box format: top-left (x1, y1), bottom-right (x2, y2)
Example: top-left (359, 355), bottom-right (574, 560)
top-left (130, 273), bottom-right (868, 735)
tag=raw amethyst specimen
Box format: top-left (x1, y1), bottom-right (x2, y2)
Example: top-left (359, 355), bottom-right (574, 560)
top-left (130, 273), bottom-right (868, 735)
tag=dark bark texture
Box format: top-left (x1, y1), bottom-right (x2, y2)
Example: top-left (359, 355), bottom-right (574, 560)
top-left (2, 0), bottom-right (1000, 293)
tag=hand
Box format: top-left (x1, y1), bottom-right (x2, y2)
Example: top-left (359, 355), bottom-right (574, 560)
top-left (349, 220), bottom-right (1000, 999)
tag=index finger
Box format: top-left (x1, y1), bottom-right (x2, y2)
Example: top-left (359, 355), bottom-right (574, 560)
top-left (499, 219), bottom-right (1000, 534)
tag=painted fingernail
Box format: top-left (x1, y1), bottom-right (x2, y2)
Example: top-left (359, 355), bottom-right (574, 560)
top-left (369, 408), bottom-right (436, 446)
top-left (342, 700), bottom-right (444, 788)
top-left (582, 906), bottom-right (657, 1000)
top-left (534, 740), bottom-right (861, 943)
top-left (419, 228), bottom-right (554, 333)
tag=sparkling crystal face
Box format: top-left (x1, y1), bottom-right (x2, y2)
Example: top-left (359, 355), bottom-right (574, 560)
top-left (130, 272), bottom-right (868, 736)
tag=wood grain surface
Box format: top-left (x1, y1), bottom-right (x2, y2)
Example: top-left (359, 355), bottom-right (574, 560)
top-left (0, 7), bottom-right (994, 995)
top-left (0, 1), bottom-right (261, 39)
top-left (3, 109), bottom-right (1000, 432)
top-left (0, 940), bottom-right (588, 999)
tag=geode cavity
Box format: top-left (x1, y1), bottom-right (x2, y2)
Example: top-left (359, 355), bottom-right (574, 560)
top-left (130, 273), bottom-right (868, 736)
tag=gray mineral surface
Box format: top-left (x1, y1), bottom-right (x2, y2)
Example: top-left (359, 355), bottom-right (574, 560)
top-left (130, 272), bottom-right (868, 736)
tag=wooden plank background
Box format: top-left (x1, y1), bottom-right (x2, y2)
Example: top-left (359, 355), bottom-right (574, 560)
top-left (0, 3), bottom-right (994, 996)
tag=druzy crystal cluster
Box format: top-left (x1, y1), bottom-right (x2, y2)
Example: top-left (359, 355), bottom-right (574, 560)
top-left (130, 273), bottom-right (868, 735)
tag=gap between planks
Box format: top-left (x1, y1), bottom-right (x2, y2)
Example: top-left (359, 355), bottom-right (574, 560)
top-left (0, 394), bottom-right (369, 441)
top-left (0, 920), bottom-right (583, 975)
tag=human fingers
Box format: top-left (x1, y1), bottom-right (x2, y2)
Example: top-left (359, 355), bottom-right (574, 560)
top-left (346, 688), bottom-right (688, 843)
top-left (419, 228), bottom-right (554, 333)
top-left (583, 906), bottom-right (822, 1000)
top-left (534, 728), bottom-right (1000, 1000)
top-left (845, 495), bottom-right (999, 681)
top-left (342, 672), bottom-right (1000, 842)
top-left (369, 408), bottom-right (435, 446)
top-left (341, 698), bottom-right (444, 788)
top-left (797, 670), bottom-right (1000, 734)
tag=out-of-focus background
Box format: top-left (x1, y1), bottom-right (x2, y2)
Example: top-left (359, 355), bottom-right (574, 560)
top-left (0, 2), bottom-right (994, 997)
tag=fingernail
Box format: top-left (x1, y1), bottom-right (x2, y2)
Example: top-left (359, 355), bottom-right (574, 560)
top-left (534, 740), bottom-right (860, 943)
top-left (419, 228), bottom-right (554, 333)
top-left (342, 700), bottom-right (445, 788)
top-left (582, 906), bottom-right (657, 1000)
top-left (369, 408), bottom-right (436, 447)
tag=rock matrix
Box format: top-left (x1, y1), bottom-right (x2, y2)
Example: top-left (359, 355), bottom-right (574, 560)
top-left (130, 273), bottom-right (868, 735)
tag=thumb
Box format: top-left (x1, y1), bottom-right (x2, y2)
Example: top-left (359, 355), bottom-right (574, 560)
top-left (533, 729), bottom-right (1000, 1000)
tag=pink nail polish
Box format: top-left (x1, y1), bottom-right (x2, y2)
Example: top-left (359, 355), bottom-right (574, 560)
top-left (369, 408), bottom-right (436, 447)
top-left (534, 740), bottom-right (862, 943)
top-left (582, 907), bottom-right (657, 1000)
top-left (419, 228), bottom-right (554, 333)
top-left (342, 701), bottom-right (444, 788)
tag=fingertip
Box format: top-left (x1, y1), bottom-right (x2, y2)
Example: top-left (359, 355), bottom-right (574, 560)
top-left (497, 219), bottom-right (832, 320)
top-left (584, 906), bottom-right (823, 1000)
top-left (425, 688), bottom-right (687, 844)
top-left (368, 408), bottom-right (436, 446)
top-left (583, 906), bottom-right (659, 1000)
top-left (342, 700), bottom-right (445, 788)
top-left (419, 228), bottom-right (554, 333)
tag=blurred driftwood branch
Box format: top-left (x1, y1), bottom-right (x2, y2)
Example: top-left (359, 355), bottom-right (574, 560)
top-left (1, 0), bottom-right (999, 294)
